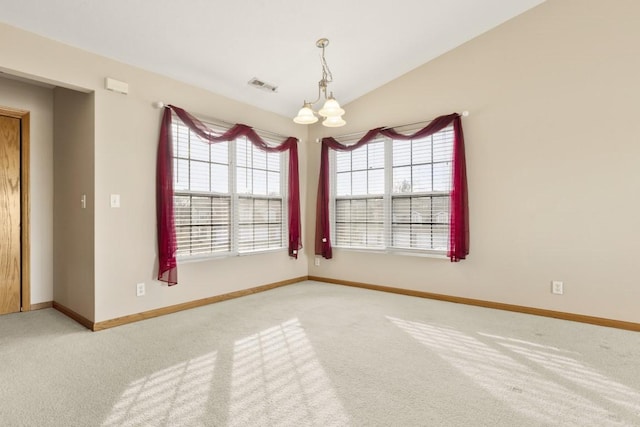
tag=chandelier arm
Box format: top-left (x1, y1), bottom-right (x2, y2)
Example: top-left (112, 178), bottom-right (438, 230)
top-left (294, 37), bottom-right (346, 127)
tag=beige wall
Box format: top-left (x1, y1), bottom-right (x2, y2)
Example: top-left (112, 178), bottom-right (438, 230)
top-left (0, 76), bottom-right (54, 305)
top-left (53, 88), bottom-right (95, 320)
top-left (0, 22), bottom-right (308, 323)
top-left (307, 0), bottom-right (640, 323)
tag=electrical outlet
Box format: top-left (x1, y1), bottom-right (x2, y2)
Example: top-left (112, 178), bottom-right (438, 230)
top-left (136, 282), bottom-right (145, 297)
top-left (314, 257), bottom-right (320, 267)
top-left (551, 280), bottom-right (563, 295)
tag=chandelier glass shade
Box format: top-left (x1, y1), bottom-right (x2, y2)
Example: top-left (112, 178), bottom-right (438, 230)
top-left (293, 38), bottom-right (346, 127)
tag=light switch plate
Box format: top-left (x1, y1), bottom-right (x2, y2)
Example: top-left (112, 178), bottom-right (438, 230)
top-left (110, 194), bottom-right (120, 208)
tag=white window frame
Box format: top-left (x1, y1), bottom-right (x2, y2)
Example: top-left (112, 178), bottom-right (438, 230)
top-left (172, 117), bottom-right (288, 261)
top-left (330, 125), bottom-right (453, 257)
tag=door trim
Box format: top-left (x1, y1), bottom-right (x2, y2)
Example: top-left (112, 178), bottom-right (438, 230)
top-left (0, 106), bottom-right (30, 312)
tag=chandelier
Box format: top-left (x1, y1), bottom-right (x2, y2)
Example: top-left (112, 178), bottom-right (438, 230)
top-left (293, 38), bottom-right (346, 128)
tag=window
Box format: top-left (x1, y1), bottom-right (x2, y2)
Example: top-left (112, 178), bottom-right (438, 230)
top-left (333, 125), bottom-right (454, 254)
top-left (172, 118), bottom-right (286, 258)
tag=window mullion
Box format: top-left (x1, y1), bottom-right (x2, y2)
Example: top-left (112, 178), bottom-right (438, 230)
top-left (384, 137), bottom-right (393, 249)
top-left (330, 149), bottom-right (337, 245)
top-left (230, 139), bottom-right (239, 255)
top-left (280, 151), bottom-right (288, 249)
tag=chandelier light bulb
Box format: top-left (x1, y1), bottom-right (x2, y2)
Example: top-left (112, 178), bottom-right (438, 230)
top-left (293, 103), bottom-right (318, 124)
top-left (318, 95), bottom-right (345, 118)
top-left (322, 115), bottom-right (346, 128)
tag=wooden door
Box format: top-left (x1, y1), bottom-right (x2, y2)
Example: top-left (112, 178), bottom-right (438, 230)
top-left (0, 115), bottom-right (21, 314)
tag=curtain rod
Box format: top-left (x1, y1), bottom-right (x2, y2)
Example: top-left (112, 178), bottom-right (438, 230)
top-left (318, 110), bottom-right (470, 142)
top-left (152, 101), bottom-right (291, 141)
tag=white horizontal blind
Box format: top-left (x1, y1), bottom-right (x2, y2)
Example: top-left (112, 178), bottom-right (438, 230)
top-left (332, 126), bottom-right (454, 253)
top-left (391, 127), bottom-right (453, 251)
top-left (334, 138), bottom-right (385, 248)
top-left (173, 121), bottom-right (231, 256)
top-left (236, 137), bottom-right (284, 253)
top-left (171, 118), bottom-right (285, 258)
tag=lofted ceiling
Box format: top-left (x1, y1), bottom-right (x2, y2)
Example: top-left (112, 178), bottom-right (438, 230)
top-left (0, 0), bottom-right (544, 119)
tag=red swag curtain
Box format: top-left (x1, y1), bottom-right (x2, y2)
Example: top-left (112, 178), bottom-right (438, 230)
top-left (315, 113), bottom-right (468, 262)
top-left (157, 105), bottom-right (302, 285)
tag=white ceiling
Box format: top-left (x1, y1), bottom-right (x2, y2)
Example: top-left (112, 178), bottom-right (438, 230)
top-left (0, 0), bottom-right (544, 118)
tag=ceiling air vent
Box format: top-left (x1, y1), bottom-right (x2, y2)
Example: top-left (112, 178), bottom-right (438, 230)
top-left (248, 77), bottom-right (278, 93)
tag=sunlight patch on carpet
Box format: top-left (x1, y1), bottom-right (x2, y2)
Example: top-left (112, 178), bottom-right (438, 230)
top-left (482, 332), bottom-right (640, 418)
top-left (102, 351), bottom-right (217, 426)
top-left (387, 316), bottom-right (628, 426)
top-left (229, 318), bottom-right (349, 426)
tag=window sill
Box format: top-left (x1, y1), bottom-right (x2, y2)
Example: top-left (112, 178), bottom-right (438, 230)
top-left (333, 246), bottom-right (448, 260)
top-left (177, 247), bottom-right (287, 264)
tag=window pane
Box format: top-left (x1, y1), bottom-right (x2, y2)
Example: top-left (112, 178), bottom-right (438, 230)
top-left (368, 169), bottom-right (384, 194)
top-left (412, 138), bottom-right (431, 164)
top-left (238, 225), bottom-right (253, 251)
top-left (237, 167), bottom-right (252, 194)
top-left (393, 140), bottom-right (411, 166)
top-left (254, 199), bottom-right (268, 223)
top-left (392, 198), bottom-right (411, 224)
top-left (412, 197), bottom-right (431, 223)
top-left (174, 159), bottom-right (189, 191)
top-left (253, 169), bottom-right (267, 195)
top-left (413, 225), bottom-right (431, 249)
top-left (190, 160), bottom-right (210, 192)
top-left (176, 226), bottom-right (190, 256)
top-left (174, 196), bottom-right (191, 226)
top-left (268, 200), bottom-right (282, 223)
top-left (351, 223), bottom-right (366, 246)
top-left (392, 225), bottom-right (411, 248)
top-left (267, 152), bottom-right (280, 171)
top-left (212, 198), bottom-right (230, 224)
top-left (432, 197), bottom-right (450, 224)
top-left (190, 138), bottom-right (209, 161)
top-left (238, 198), bottom-right (253, 223)
top-left (433, 162), bottom-right (451, 191)
top-left (191, 197), bottom-right (211, 225)
top-left (253, 147), bottom-right (267, 170)
top-left (351, 147), bottom-right (367, 170)
top-left (191, 226), bottom-right (212, 255)
top-left (352, 171), bottom-right (367, 195)
top-left (236, 141), bottom-right (248, 167)
top-left (211, 164), bottom-right (228, 193)
top-left (412, 164), bottom-right (432, 192)
top-left (211, 142), bottom-right (228, 163)
top-left (212, 226), bottom-right (230, 252)
top-left (432, 224), bottom-right (448, 250)
top-left (335, 203), bottom-right (349, 226)
top-left (336, 152), bottom-right (351, 172)
top-left (367, 223), bottom-right (384, 246)
top-left (269, 226), bottom-right (282, 246)
top-left (335, 222), bottom-right (351, 246)
top-left (174, 126), bottom-right (189, 159)
top-left (368, 198), bottom-right (384, 223)
top-left (393, 166), bottom-right (411, 193)
top-left (336, 172), bottom-right (351, 196)
top-left (433, 129), bottom-right (453, 162)
top-left (253, 225), bottom-right (269, 249)
top-left (368, 140), bottom-right (384, 168)
top-left (267, 171), bottom-right (280, 196)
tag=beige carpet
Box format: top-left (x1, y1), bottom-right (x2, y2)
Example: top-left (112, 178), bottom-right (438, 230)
top-left (1, 280), bottom-right (639, 426)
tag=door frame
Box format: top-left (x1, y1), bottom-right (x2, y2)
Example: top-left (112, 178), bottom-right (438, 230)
top-left (0, 106), bottom-right (30, 312)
